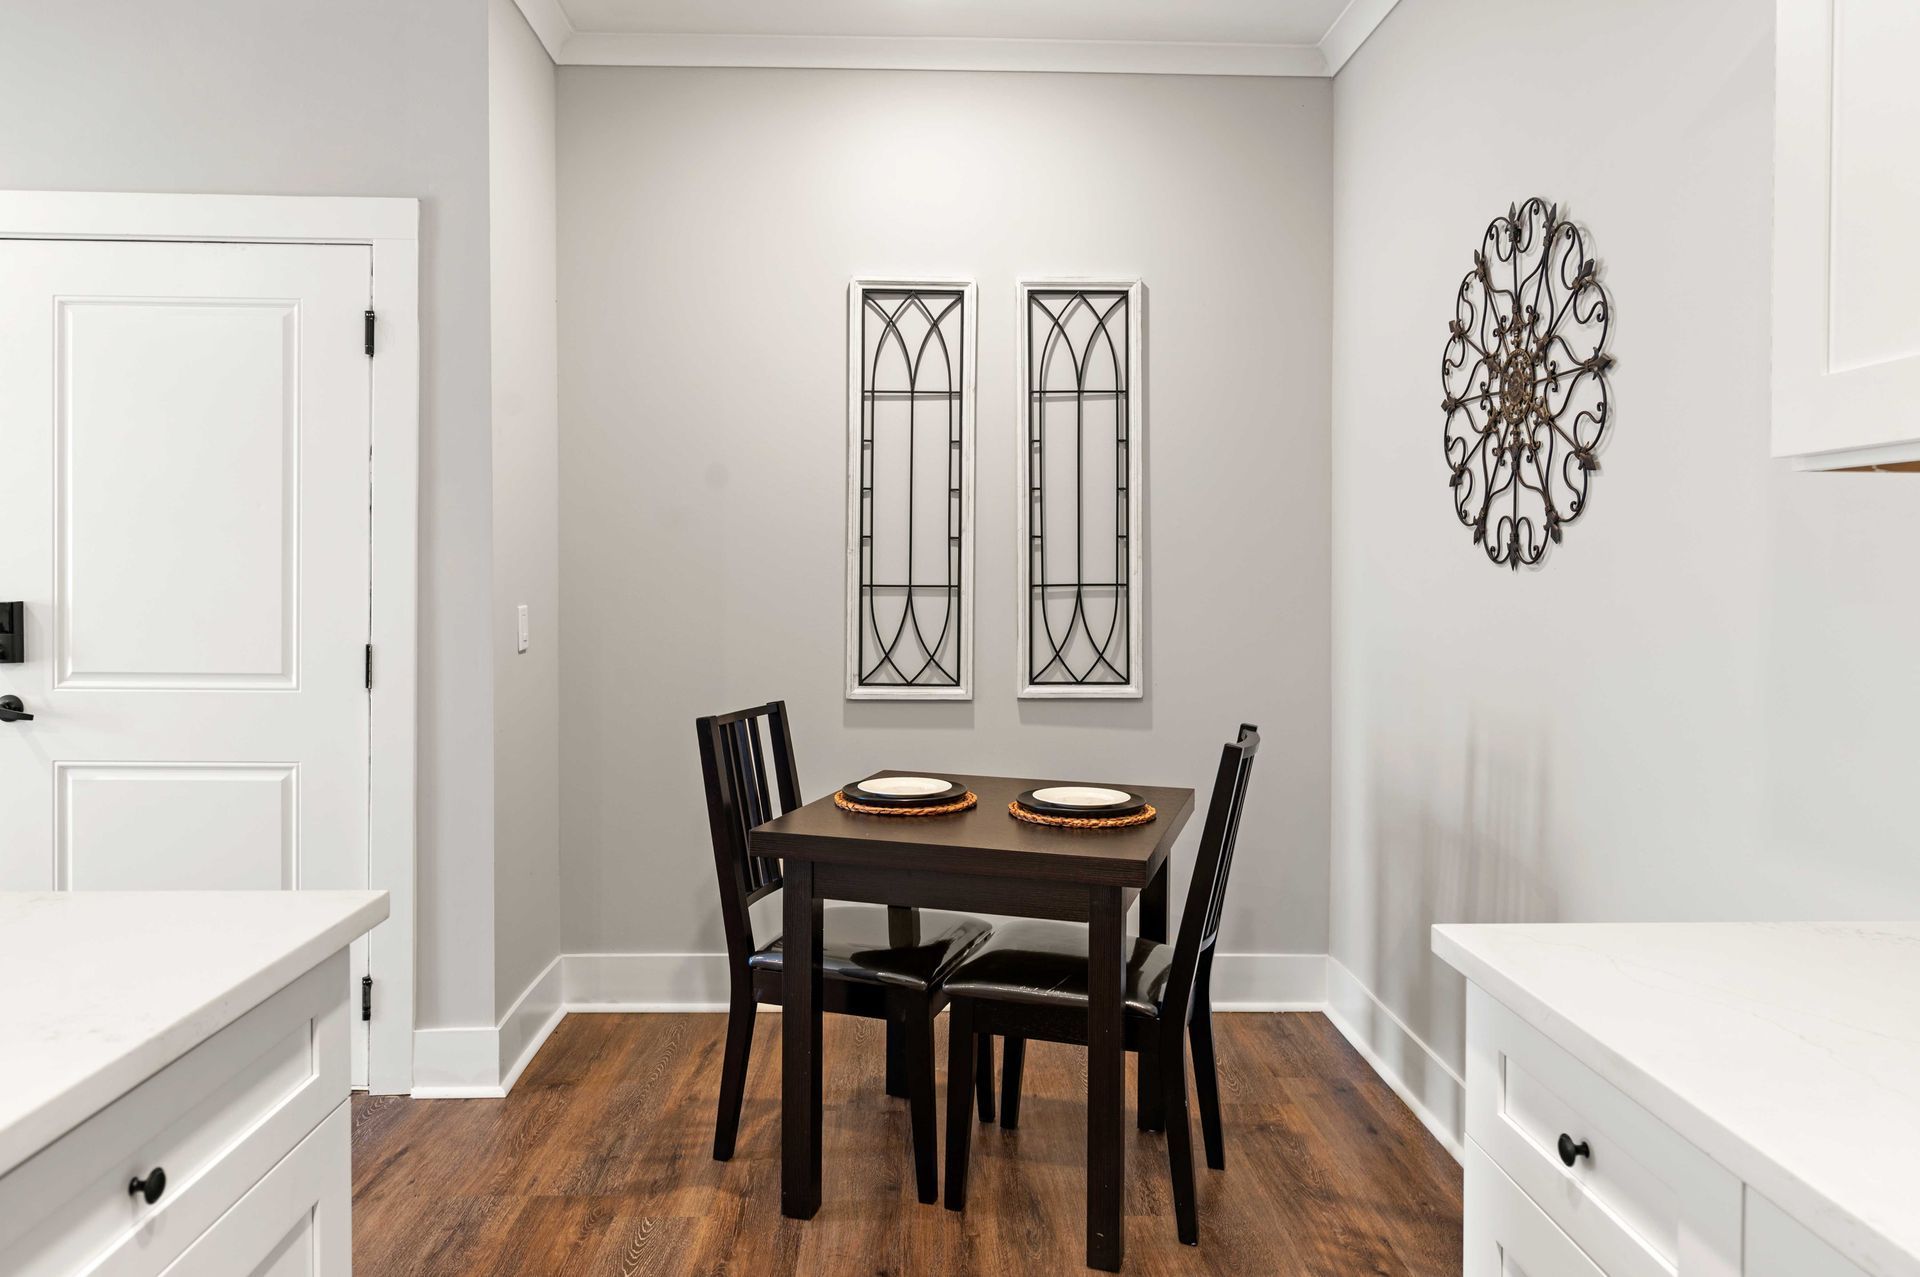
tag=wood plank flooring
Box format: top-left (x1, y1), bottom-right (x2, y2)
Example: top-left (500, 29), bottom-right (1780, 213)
top-left (351, 1012), bottom-right (1461, 1275)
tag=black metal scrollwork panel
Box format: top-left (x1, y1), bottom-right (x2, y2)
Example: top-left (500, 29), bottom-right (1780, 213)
top-left (1019, 282), bottom-right (1144, 698)
top-left (1442, 198), bottom-right (1614, 570)
top-left (847, 281), bottom-right (974, 699)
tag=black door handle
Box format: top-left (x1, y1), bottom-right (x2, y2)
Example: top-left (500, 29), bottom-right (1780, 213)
top-left (0, 695), bottom-right (31, 722)
top-left (1558, 1133), bottom-right (1591, 1167)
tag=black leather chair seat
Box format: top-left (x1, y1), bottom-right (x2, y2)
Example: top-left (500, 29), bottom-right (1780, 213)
top-left (941, 919), bottom-right (1174, 1017)
top-left (749, 904), bottom-right (991, 991)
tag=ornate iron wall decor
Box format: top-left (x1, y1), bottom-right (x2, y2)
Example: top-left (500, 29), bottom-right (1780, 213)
top-left (845, 279), bottom-right (975, 699)
top-left (1442, 198), bottom-right (1614, 569)
top-left (1016, 280), bottom-right (1145, 699)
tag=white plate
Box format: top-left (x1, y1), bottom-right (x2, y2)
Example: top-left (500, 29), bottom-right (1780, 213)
top-left (857, 776), bottom-right (953, 798)
top-left (1030, 786), bottom-right (1134, 809)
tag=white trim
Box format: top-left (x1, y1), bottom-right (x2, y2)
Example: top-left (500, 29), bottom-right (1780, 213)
top-left (558, 951), bottom-right (1325, 1014)
top-left (411, 954), bottom-right (565, 1098)
top-left (1789, 436), bottom-right (1920, 471)
top-left (513, 0), bottom-right (574, 63)
top-left (1014, 279), bottom-right (1146, 700)
top-left (1323, 958), bottom-right (1464, 1163)
top-left (845, 278), bottom-right (976, 701)
top-left (0, 190), bottom-right (420, 1097)
top-left (561, 32), bottom-right (1329, 77)
top-left (1207, 952), bottom-right (1327, 1010)
top-left (518, 0), bottom-right (1403, 77)
top-left (1318, 0), bottom-right (1403, 74)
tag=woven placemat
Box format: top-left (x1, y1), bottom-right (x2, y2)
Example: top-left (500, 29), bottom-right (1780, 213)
top-left (1008, 801), bottom-right (1157, 830)
top-left (834, 789), bottom-right (979, 817)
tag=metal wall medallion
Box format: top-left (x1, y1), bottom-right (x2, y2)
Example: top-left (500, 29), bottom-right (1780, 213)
top-left (1442, 198), bottom-right (1613, 569)
top-left (846, 279), bottom-right (975, 699)
top-left (1016, 280), bottom-right (1145, 698)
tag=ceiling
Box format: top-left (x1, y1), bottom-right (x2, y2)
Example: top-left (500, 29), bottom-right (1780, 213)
top-left (515, 0), bottom-right (1401, 76)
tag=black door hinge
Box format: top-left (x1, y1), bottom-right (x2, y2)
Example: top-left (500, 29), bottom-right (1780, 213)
top-left (364, 643), bottom-right (373, 690)
top-left (361, 974), bottom-right (373, 1021)
top-left (364, 309), bottom-right (376, 357)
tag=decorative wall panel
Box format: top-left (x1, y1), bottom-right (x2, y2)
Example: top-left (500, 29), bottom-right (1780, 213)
top-left (846, 279), bottom-right (975, 699)
top-left (1017, 280), bottom-right (1144, 698)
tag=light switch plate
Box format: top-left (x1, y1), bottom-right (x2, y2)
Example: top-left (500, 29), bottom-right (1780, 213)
top-left (516, 604), bottom-right (530, 654)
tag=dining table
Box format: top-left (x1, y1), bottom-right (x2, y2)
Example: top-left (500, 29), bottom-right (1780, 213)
top-left (749, 769), bottom-right (1197, 1272)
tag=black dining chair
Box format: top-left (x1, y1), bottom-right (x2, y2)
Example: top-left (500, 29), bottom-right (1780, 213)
top-left (695, 700), bottom-right (998, 1203)
top-left (940, 724), bottom-right (1259, 1245)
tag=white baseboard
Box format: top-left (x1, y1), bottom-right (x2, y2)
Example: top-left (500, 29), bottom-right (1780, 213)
top-left (412, 954), bottom-right (565, 1098)
top-left (1207, 952), bottom-right (1327, 1009)
top-left (418, 946), bottom-right (1462, 1155)
top-left (1322, 957), bottom-right (1464, 1162)
top-left (561, 951), bottom-right (734, 1011)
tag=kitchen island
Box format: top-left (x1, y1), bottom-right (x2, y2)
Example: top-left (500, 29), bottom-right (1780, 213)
top-left (0, 891), bottom-right (387, 1276)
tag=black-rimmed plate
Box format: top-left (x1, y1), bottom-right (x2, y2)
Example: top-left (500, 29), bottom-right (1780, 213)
top-left (842, 776), bottom-right (968, 807)
top-left (1016, 785), bottom-right (1147, 818)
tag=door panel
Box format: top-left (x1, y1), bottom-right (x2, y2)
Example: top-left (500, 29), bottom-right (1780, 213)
top-left (57, 296), bottom-right (300, 688)
top-left (56, 762), bottom-right (298, 890)
top-left (0, 239), bottom-right (372, 1083)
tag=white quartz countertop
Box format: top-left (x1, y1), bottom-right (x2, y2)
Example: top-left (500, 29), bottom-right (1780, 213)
top-left (1433, 921), bottom-right (1920, 1277)
top-left (0, 891), bottom-right (387, 1178)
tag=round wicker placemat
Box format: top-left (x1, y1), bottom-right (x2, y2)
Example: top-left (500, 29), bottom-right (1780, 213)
top-left (1008, 801), bottom-right (1157, 830)
top-left (834, 790), bottom-right (979, 817)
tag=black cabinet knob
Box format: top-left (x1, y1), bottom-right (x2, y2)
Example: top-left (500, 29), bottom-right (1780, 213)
top-left (1557, 1134), bottom-right (1590, 1167)
top-left (129, 1167), bottom-right (167, 1204)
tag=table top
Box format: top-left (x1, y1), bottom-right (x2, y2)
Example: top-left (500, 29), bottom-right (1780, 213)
top-left (1, 890), bottom-right (388, 1178)
top-left (749, 770), bottom-right (1196, 888)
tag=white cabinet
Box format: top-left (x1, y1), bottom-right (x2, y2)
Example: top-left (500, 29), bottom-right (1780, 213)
top-left (1, 926), bottom-right (369, 1277)
top-left (1774, 0), bottom-right (1920, 469)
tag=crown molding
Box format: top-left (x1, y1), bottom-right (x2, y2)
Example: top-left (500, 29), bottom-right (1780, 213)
top-left (514, 0), bottom-right (575, 63)
top-left (516, 1), bottom-right (1402, 77)
top-left (1319, 0), bottom-right (1400, 73)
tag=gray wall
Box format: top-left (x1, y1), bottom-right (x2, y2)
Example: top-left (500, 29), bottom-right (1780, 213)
top-left (556, 68), bottom-right (1334, 962)
top-left (1331, 0), bottom-right (1920, 1099)
top-left (489, 0), bottom-right (564, 1021)
top-left (0, 0), bottom-right (498, 1028)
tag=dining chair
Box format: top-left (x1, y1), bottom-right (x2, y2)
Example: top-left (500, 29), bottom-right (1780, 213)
top-left (940, 724), bottom-right (1260, 1245)
top-left (695, 700), bottom-right (998, 1203)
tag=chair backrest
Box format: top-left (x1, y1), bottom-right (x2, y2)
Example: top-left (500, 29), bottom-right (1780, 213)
top-left (1165, 724), bottom-right (1260, 1020)
top-left (695, 701), bottom-right (801, 969)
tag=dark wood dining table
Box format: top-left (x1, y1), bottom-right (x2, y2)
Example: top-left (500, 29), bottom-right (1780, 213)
top-left (749, 770), bottom-right (1196, 1272)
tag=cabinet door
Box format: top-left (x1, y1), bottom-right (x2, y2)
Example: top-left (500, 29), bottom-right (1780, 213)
top-left (158, 1104), bottom-right (350, 1277)
top-left (1774, 0), bottom-right (1920, 468)
top-left (1464, 1142), bottom-right (1607, 1277)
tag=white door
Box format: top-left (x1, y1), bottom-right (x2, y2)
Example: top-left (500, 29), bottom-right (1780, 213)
top-left (0, 239), bottom-right (373, 1084)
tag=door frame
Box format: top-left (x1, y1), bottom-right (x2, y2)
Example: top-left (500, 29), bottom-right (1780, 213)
top-left (0, 190), bottom-right (421, 1094)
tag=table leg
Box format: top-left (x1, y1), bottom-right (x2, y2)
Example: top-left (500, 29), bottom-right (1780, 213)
top-left (1140, 854), bottom-right (1170, 943)
top-left (1138, 855), bottom-right (1170, 1131)
top-left (782, 860), bottom-right (823, 1218)
top-left (1087, 885), bottom-right (1126, 1271)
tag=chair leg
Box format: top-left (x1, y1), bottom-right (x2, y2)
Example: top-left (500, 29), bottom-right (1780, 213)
top-left (712, 987), bottom-right (755, 1161)
top-left (1190, 990), bottom-right (1225, 1171)
top-left (885, 1018), bottom-right (909, 1098)
top-left (1138, 1037), bottom-right (1165, 1132)
top-left (943, 1003), bottom-right (975, 1211)
top-left (1163, 1026), bottom-right (1199, 1246)
top-left (974, 1032), bottom-right (996, 1122)
top-left (905, 1002), bottom-right (940, 1204)
top-left (999, 1035), bottom-right (1026, 1130)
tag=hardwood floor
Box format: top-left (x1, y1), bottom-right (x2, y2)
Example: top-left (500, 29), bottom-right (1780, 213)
top-left (352, 1012), bottom-right (1461, 1275)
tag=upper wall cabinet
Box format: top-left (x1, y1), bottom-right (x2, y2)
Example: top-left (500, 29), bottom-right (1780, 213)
top-left (1774, 0), bottom-right (1920, 469)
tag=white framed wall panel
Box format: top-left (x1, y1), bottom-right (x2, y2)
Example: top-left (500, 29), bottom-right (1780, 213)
top-left (1015, 279), bottom-right (1145, 698)
top-left (1773, 0), bottom-right (1920, 468)
top-left (845, 278), bottom-right (976, 700)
